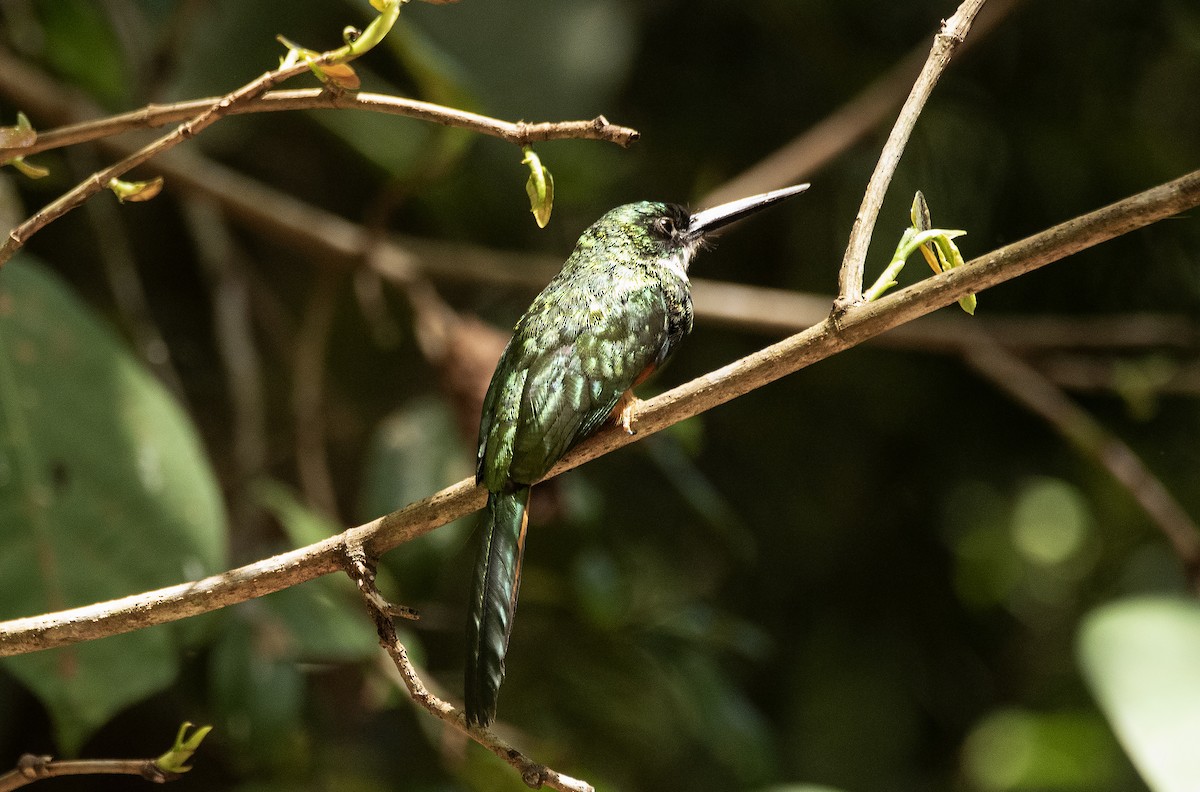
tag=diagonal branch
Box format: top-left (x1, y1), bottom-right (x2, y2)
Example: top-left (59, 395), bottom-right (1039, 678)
top-left (700, 0), bottom-right (1022, 207)
top-left (345, 546), bottom-right (593, 792)
top-left (0, 55), bottom-right (321, 267)
top-left (1, 166), bottom-right (1197, 657)
top-left (835, 0), bottom-right (988, 309)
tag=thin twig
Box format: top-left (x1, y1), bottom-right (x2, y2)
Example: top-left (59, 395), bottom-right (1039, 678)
top-left (0, 754), bottom-right (176, 791)
top-left (835, 0), bottom-right (988, 310)
top-left (344, 545), bottom-right (594, 792)
top-left (0, 51), bottom-right (638, 269)
top-left (3, 89), bottom-right (639, 159)
top-left (964, 342), bottom-right (1200, 592)
top-left (700, 0), bottom-right (1022, 207)
top-left (2, 166), bottom-right (1197, 657)
top-left (52, 135), bottom-right (1200, 363)
top-left (0, 56), bottom-right (316, 267)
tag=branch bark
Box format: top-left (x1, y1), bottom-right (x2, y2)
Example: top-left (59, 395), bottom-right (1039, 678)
top-left (0, 754), bottom-right (177, 791)
top-left (0, 43), bottom-right (637, 268)
top-left (3, 89), bottom-right (638, 159)
top-left (2, 166), bottom-right (1197, 657)
top-left (0, 56), bottom-right (318, 267)
top-left (3, 46), bottom-right (1195, 365)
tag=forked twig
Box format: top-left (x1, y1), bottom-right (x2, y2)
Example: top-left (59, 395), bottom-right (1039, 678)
top-left (343, 544), bottom-right (593, 792)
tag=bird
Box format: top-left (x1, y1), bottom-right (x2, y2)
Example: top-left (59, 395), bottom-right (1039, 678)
top-left (465, 183), bottom-right (809, 726)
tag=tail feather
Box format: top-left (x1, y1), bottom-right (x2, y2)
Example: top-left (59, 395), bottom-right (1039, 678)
top-left (465, 487), bottom-right (531, 726)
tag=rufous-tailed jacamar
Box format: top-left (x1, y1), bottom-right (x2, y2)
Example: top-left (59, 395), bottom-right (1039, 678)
top-left (466, 184), bottom-right (809, 726)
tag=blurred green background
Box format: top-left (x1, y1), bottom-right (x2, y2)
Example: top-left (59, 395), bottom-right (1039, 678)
top-left (1, 1), bottom-right (1199, 791)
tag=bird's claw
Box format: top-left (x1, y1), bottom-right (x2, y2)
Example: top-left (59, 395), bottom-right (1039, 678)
top-left (616, 392), bottom-right (641, 435)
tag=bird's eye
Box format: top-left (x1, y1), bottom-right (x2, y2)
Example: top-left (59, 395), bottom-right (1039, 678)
top-left (653, 216), bottom-right (676, 237)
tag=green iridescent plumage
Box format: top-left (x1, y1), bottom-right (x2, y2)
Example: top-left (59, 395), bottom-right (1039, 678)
top-left (465, 186), bottom-right (808, 726)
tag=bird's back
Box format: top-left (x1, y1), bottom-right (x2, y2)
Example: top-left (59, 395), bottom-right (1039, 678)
top-left (476, 254), bottom-right (691, 489)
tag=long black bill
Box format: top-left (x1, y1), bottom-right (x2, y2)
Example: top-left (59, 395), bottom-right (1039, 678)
top-left (687, 183), bottom-right (810, 237)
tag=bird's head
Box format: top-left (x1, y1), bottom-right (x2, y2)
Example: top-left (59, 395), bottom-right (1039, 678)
top-left (573, 184), bottom-right (810, 278)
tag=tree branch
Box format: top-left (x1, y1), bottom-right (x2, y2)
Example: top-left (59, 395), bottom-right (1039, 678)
top-left (0, 42), bottom-right (638, 269)
top-left (835, 0), bottom-right (988, 309)
top-left (2, 166), bottom-right (1197, 657)
top-left (0, 754), bottom-right (176, 791)
top-left (344, 547), bottom-right (594, 792)
top-left (700, 0), bottom-right (1022, 207)
top-left (0, 56), bottom-right (322, 267)
top-left (3, 89), bottom-right (638, 159)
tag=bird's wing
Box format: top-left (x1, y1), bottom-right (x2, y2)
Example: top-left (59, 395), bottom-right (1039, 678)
top-left (490, 283), bottom-right (670, 486)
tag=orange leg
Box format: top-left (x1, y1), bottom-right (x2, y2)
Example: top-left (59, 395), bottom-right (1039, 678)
top-left (613, 389), bottom-right (641, 435)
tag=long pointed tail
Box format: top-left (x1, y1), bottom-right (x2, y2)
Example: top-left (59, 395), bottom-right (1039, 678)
top-left (465, 486), bottom-right (531, 726)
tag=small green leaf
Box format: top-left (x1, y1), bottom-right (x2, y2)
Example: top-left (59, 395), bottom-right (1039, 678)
top-left (155, 722), bottom-right (212, 774)
top-left (866, 192), bottom-right (975, 313)
top-left (276, 34), bottom-right (318, 69)
top-left (107, 176), bottom-right (164, 203)
top-left (522, 146), bottom-right (554, 228)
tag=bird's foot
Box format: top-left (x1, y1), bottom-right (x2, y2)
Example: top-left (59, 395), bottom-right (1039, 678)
top-left (615, 390), bottom-right (641, 435)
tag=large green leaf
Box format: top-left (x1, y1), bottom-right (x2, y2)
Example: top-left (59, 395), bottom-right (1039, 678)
top-left (0, 259), bottom-right (227, 752)
top-left (1079, 596), bottom-right (1200, 792)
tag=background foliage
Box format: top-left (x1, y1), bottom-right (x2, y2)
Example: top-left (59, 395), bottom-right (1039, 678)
top-left (1, 1), bottom-right (1199, 791)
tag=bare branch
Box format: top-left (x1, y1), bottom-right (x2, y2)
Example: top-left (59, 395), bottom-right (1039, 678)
top-left (345, 547), bottom-right (594, 792)
top-left (2, 166), bottom-right (1197, 658)
top-left (835, 0), bottom-right (988, 309)
top-left (5, 43), bottom-right (1194, 367)
top-left (0, 55), bottom-right (321, 267)
top-left (5, 90), bottom-right (638, 159)
top-left (34, 122), bottom-right (1194, 367)
top-left (701, 0), bottom-right (1023, 206)
top-left (0, 754), bottom-right (176, 791)
top-left (0, 41), bottom-right (637, 269)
